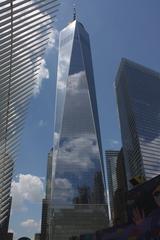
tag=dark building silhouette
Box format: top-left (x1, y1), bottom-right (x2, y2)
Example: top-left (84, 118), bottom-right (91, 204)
top-left (93, 171), bottom-right (105, 204)
top-left (106, 150), bottom-right (119, 224)
top-left (113, 149), bottom-right (128, 225)
top-left (73, 172), bottom-right (105, 204)
top-left (106, 149), bottom-right (128, 226)
top-left (0, 230), bottom-right (13, 240)
top-left (35, 148), bottom-right (53, 240)
top-left (18, 238), bottom-right (31, 240)
top-left (0, 197), bottom-right (12, 239)
top-left (41, 149), bottom-right (53, 240)
top-left (34, 233), bottom-right (41, 240)
top-left (6, 232), bottom-right (13, 240)
top-left (127, 174), bottom-right (160, 224)
top-left (40, 199), bottom-right (49, 240)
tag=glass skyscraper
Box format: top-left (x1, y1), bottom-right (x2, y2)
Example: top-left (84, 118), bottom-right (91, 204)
top-left (105, 149), bottom-right (127, 225)
top-left (116, 58), bottom-right (160, 189)
top-left (105, 150), bottom-right (119, 224)
top-left (37, 148), bottom-right (53, 240)
top-left (50, 20), bottom-right (108, 240)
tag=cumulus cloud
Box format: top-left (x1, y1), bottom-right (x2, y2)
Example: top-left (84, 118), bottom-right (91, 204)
top-left (53, 134), bottom-right (104, 204)
top-left (8, 0), bottom-right (59, 96)
top-left (68, 71), bottom-right (87, 93)
top-left (33, 58), bottom-right (49, 95)
top-left (11, 174), bottom-right (44, 211)
top-left (47, 28), bottom-right (59, 50)
top-left (52, 134), bottom-right (102, 204)
top-left (57, 62), bottom-right (86, 93)
top-left (53, 132), bottom-right (60, 147)
top-left (53, 178), bottom-right (74, 204)
top-left (21, 219), bottom-right (41, 231)
top-left (53, 69), bottom-right (102, 174)
top-left (8, 229), bottom-right (15, 234)
top-left (33, 30), bottom-right (59, 96)
top-left (56, 23), bottom-right (76, 90)
top-left (57, 56), bottom-right (70, 90)
top-left (57, 134), bottom-right (99, 174)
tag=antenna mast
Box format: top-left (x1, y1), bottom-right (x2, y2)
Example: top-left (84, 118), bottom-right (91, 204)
top-left (73, 0), bottom-right (76, 20)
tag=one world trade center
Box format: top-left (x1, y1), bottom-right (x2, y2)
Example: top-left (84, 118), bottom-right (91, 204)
top-left (50, 19), bottom-right (108, 240)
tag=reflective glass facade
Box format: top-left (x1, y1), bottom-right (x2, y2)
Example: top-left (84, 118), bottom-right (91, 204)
top-left (116, 59), bottom-right (160, 189)
top-left (106, 150), bottom-right (119, 224)
top-left (106, 149), bottom-right (127, 225)
top-left (50, 21), bottom-right (108, 240)
top-left (39, 149), bottom-right (53, 240)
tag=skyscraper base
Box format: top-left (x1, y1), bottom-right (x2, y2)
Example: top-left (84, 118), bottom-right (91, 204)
top-left (50, 204), bottom-right (108, 240)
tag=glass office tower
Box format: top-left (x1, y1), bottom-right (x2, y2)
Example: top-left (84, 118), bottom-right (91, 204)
top-left (37, 149), bottom-right (53, 240)
top-left (105, 150), bottom-right (119, 224)
top-left (116, 59), bottom-right (160, 189)
top-left (50, 20), bottom-right (108, 240)
top-left (106, 149), bottom-right (127, 225)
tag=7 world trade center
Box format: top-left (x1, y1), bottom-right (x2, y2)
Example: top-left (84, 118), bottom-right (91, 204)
top-left (116, 59), bottom-right (160, 189)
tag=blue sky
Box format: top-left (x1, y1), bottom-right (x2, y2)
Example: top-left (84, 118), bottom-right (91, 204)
top-left (9, 0), bottom-right (160, 239)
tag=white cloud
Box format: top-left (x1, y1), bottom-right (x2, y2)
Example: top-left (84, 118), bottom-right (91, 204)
top-left (57, 56), bottom-right (70, 90)
top-left (112, 140), bottom-right (119, 145)
top-left (47, 28), bottom-right (59, 50)
top-left (7, 1), bottom-right (58, 96)
top-left (38, 119), bottom-right (47, 127)
top-left (33, 58), bottom-right (49, 96)
top-left (56, 24), bottom-right (76, 90)
top-left (21, 219), bottom-right (41, 231)
top-left (56, 134), bottom-right (99, 174)
top-left (54, 178), bottom-right (74, 204)
top-left (68, 71), bottom-right (87, 93)
top-left (57, 79), bottom-right (66, 91)
top-left (11, 174), bottom-right (45, 211)
top-left (53, 132), bottom-right (60, 147)
top-left (8, 229), bottom-right (15, 234)
top-left (107, 139), bottom-right (120, 147)
top-left (52, 134), bottom-right (102, 204)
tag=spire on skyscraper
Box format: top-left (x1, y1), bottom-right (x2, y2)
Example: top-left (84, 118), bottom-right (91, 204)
top-left (50, 19), bottom-right (108, 240)
top-left (73, 0), bottom-right (77, 20)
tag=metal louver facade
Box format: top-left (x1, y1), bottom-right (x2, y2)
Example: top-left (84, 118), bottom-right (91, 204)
top-left (0, 0), bottom-right (59, 236)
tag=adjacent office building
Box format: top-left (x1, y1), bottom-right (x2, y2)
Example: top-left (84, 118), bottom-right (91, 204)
top-left (34, 234), bottom-right (41, 240)
top-left (50, 20), bottom-right (108, 240)
top-left (106, 149), bottom-right (127, 225)
top-left (106, 150), bottom-right (119, 225)
top-left (36, 148), bottom-right (53, 240)
top-left (116, 59), bottom-right (160, 189)
top-left (0, 1), bottom-right (59, 238)
top-left (6, 232), bottom-right (13, 240)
